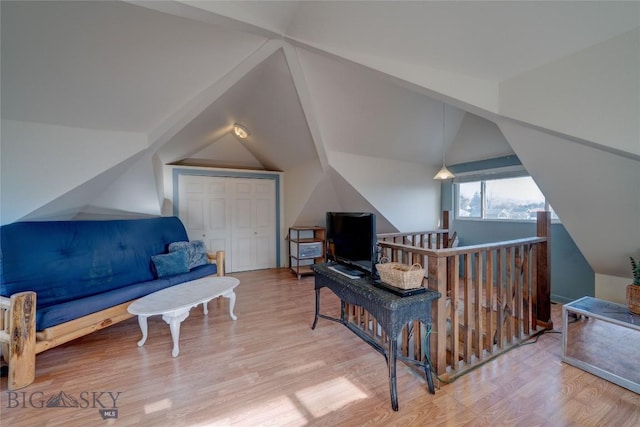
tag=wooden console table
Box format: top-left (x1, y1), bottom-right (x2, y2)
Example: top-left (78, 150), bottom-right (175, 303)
top-left (311, 263), bottom-right (441, 411)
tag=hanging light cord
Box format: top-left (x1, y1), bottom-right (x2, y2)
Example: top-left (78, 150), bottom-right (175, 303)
top-left (442, 103), bottom-right (446, 167)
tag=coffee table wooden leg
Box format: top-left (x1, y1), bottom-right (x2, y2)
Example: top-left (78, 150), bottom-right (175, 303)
top-left (137, 315), bottom-right (149, 347)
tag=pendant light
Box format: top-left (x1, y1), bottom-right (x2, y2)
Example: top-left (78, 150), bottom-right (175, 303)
top-left (433, 103), bottom-right (455, 180)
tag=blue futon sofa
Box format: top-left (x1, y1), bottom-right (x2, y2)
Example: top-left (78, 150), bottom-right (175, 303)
top-left (0, 216), bottom-right (224, 389)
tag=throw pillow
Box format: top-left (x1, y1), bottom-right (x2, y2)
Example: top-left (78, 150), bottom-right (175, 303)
top-left (168, 240), bottom-right (208, 270)
top-left (151, 250), bottom-right (189, 278)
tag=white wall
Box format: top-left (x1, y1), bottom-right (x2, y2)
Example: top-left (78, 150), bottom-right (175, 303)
top-left (499, 120), bottom-right (640, 280)
top-left (284, 158), bottom-right (325, 229)
top-left (596, 273), bottom-right (632, 305)
top-left (328, 150), bottom-right (440, 232)
top-left (500, 28), bottom-right (640, 156)
top-left (183, 133), bottom-right (265, 170)
top-left (0, 119), bottom-right (147, 224)
top-left (89, 152), bottom-right (162, 216)
top-left (294, 172), bottom-right (344, 228)
top-left (297, 48), bottom-right (450, 164)
top-left (447, 113), bottom-right (514, 165)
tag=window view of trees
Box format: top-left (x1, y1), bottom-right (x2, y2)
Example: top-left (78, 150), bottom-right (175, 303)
top-left (457, 176), bottom-right (558, 221)
top-left (458, 182), bottom-right (481, 217)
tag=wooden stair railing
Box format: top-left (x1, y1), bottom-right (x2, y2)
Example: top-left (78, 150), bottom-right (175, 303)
top-left (365, 211), bottom-right (552, 383)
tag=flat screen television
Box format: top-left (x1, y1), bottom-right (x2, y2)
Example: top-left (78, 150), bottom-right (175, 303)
top-left (326, 212), bottom-right (377, 277)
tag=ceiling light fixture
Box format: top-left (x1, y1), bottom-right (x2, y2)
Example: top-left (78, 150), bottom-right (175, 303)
top-left (233, 123), bottom-right (250, 139)
top-left (433, 103), bottom-right (455, 180)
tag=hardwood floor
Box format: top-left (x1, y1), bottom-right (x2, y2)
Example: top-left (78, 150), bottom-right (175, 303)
top-left (2, 269), bottom-right (639, 426)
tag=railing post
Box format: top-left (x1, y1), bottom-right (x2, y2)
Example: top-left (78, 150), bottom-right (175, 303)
top-left (536, 211), bottom-right (553, 330)
top-left (442, 210), bottom-right (450, 249)
top-left (443, 210), bottom-right (454, 295)
top-left (428, 255), bottom-right (447, 376)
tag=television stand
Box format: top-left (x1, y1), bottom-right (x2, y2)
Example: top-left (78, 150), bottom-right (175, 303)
top-left (311, 263), bottom-right (441, 411)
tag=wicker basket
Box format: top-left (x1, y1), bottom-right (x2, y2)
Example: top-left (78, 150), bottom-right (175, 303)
top-left (627, 284), bottom-right (640, 315)
top-left (375, 260), bottom-right (425, 290)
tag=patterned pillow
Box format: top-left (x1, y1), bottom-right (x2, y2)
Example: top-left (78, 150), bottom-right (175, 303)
top-left (168, 240), bottom-right (208, 270)
top-left (151, 251), bottom-right (189, 278)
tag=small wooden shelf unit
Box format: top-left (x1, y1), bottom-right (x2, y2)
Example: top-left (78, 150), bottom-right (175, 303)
top-left (289, 226), bottom-right (326, 279)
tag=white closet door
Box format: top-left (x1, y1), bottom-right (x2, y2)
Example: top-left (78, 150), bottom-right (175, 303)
top-left (178, 175), bottom-right (231, 261)
top-left (230, 178), bottom-right (276, 272)
top-left (178, 175), bottom-right (276, 273)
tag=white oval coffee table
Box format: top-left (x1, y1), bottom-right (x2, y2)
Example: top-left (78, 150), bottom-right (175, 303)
top-left (127, 276), bottom-right (239, 357)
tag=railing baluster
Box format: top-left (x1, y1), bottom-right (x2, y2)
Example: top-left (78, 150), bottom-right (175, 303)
top-left (531, 246), bottom-right (538, 331)
top-left (522, 245), bottom-right (531, 335)
top-left (506, 247), bottom-right (513, 344)
top-left (485, 250), bottom-right (494, 354)
top-left (473, 251), bottom-right (482, 359)
top-left (516, 246), bottom-right (522, 340)
top-left (402, 325), bottom-right (409, 357)
top-left (463, 253), bottom-right (473, 363)
top-left (450, 254), bottom-right (460, 370)
top-left (413, 320), bottom-right (421, 361)
top-left (496, 248), bottom-right (504, 349)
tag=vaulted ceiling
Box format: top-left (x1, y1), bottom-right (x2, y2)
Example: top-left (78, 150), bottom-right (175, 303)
top-left (2, 1), bottom-right (639, 278)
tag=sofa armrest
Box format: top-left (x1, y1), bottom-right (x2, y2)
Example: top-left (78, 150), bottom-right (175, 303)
top-left (0, 291), bottom-right (37, 390)
top-left (207, 250), bottom-right (225, 276)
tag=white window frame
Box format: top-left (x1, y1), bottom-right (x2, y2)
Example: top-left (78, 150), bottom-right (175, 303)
top-left (454, 166), bottom-right (558, 222)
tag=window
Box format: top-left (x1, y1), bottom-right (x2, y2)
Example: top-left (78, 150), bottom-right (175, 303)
top-left (458, 182), bottom-right (482, 218)
top-left (457, 175), bottom-right (558, 221)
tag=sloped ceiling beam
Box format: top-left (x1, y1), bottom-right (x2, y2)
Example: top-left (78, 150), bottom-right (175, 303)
top-left (125, 0), bottom-right (283, 39)
top-left (282, 43), bottom-right (329, 171)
